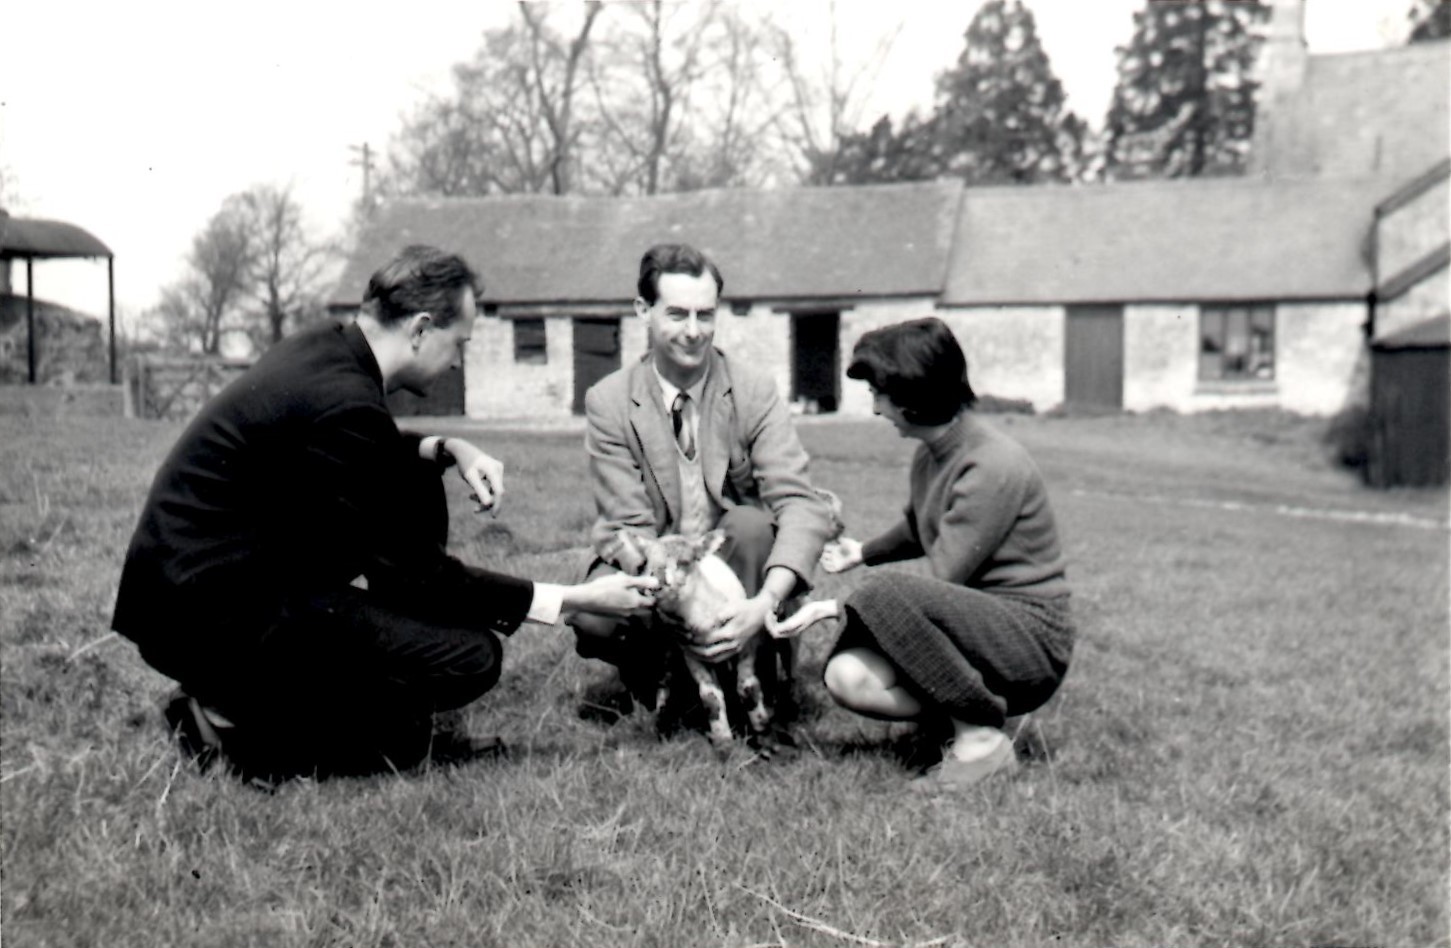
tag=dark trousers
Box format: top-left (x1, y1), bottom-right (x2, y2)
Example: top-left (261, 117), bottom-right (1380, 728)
top-left (569, 506), bottom-right (779, 701)
top-left (170, 459), bottom-right (504, 777)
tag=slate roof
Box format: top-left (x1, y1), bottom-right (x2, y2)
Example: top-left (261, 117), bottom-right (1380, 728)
top-left (331, 181), bottom-right (963, 308)
top-left (1254, 40), bottom-right (1451, 181)
top-left (941, 175), bottom-right (1394, 306)
top-left (0, 211), bottom-right (112, 259)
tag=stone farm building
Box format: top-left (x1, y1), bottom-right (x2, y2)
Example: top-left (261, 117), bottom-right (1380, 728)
top-left (331, 7), bottom-right (1448, 423)
top-left (332, 182), bottom-right (960, 420)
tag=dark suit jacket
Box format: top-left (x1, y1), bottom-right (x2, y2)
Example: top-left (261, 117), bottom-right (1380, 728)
top-left (583, 348), bottom-right (832, 586)
top-left (112, 321), bottom-right (532, 683)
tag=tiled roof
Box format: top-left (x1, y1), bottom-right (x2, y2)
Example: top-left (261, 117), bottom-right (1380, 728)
top-left (941, 175), bottom-right (1395, 305)
top-left (1254, 41), bottom-right (1450, 181)
top-left (331, 181), bottom-right (963, 308)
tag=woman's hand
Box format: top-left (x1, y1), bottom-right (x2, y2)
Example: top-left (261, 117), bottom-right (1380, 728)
top-left (440, 438), bottom-right (505, 515)
top-left (820, 537), bottom-right (864, 574)
top-left (561, 572), bottom-right (658, 618)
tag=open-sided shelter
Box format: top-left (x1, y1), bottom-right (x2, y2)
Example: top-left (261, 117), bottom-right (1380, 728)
top-left (0, 210), bottom-right (116, 384)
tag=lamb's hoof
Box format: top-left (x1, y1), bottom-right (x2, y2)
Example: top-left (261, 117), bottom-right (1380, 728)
top-left (747, 728), bottom-right (799, 762)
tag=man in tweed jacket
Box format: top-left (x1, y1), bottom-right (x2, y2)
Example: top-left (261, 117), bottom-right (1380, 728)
top-left (570, 243), bottom-right (834, 707)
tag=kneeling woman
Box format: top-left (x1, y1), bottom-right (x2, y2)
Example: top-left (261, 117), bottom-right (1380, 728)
top-left (821, 318), bottom-right (1074, 789)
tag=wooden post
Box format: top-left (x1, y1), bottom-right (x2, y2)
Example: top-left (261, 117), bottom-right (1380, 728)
top-left (25, 257), bottom-right (35, 384)
top-left (108, 257), bottom-right (117, 385)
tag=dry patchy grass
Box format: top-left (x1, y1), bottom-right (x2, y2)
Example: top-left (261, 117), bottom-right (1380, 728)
top-left (1, 409), bottom-right (1447, 947)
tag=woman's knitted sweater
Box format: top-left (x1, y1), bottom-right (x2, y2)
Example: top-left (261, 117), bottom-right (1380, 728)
top-left (860, 412), bottom-right (1069, 598)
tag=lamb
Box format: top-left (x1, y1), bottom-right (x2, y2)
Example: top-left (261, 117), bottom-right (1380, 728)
top-left (634, 530), bottom-right (838, 753)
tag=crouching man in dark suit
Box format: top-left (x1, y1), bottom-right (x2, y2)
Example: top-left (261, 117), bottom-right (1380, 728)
top-left (112, 244), bottom-right (655, 783)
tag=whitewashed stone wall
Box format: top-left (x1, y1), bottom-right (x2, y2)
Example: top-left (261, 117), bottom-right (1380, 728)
top-left (1378, 266), bottom-right (1449, 339)
top-left (1124, 304), bottom-right (1208, 412)
top-left (464, 315), bottom-right (574, 420)
top-left (1122, 301), bottom-right (1364, 415)
top-left (1275, 302), bottom-right (1368, 415)
top-left (838, 299), bottom-right (942, 415)
top-left (1378, 175), bottom-right (1449, 285)
top-left (938, 307), bottom-right (1066, 413)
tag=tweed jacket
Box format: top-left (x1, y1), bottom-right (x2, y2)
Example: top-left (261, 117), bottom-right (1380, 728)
top-left (584, 349), bottom-right (833, 587)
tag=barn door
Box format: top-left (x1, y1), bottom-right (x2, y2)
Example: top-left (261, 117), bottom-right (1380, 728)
top-left (1064, 305), bottom-right (1124, 410)
top-left (791, 312), bottom-right (840, 413)
top-left (573, 317), bottom-right (621, 414)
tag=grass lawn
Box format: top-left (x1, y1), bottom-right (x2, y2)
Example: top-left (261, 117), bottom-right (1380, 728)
top-left (1, 408), bottom-right (1447, 947)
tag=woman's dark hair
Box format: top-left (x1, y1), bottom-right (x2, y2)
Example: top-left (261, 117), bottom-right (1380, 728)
top-left (362, 244), bottom-right (481, 327)
top-left (846, 317), bottom-right (977, 426)
top-left (637, 243), bottom-right (724, 304)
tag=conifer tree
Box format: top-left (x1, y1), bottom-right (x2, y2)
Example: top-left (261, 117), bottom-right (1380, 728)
top-left (806, 113), bottom-right (937, 185)
top-left (1410, 0), bottom-right (1451, 42)
top-left (929, 0), bottom-right (1086, 184)
top-left (1104, 0), bottom-right (1268, 180)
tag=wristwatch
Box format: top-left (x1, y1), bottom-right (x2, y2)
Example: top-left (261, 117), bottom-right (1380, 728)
top-left (432, 437), bottom-right (451, 466)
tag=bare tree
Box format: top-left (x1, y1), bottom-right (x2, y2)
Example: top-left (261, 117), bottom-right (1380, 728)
top-left (769, 2), bottom-right (905, 184)
top-left (232, 184), bottom-right (333, 347)
top-left (385, 25), bottom-right (555, 197)
top-left (586, 0), bottom-right (709, 194)
top-left (155, 207), bottom-right (254, 355)
top-left (152, 185), bottom-right (333, 354)
top-left (384, 2), bottom-right (791, 198)
top-left (385, 6), bottom-right (603, 198)
top-left (518, 0), bottom-right (604, 195)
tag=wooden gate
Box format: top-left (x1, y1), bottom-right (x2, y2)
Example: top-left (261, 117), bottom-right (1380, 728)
top-left (573, 318), bottom-right (621, 414)
top-left (1064, 305), bottom-right (1123, 410)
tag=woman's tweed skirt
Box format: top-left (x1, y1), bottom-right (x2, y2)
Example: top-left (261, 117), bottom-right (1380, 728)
top-left (831, 570), bottom-right (1075, 727)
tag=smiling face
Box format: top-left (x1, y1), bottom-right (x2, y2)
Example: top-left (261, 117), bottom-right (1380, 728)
top-left (637, 270), bottom-right (719, 388)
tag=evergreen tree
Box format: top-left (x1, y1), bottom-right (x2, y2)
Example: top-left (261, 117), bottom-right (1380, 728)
top-left (928, 0), bottom-right (1086, 184)
top-left (1410, 0), bottom-right (1451, 42)
top-left (1104, 0), bottom-right (1268, 180)
top-left (806, 113), bottom-right (937, 185)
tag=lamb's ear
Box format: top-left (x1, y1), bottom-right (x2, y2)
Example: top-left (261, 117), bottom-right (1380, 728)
top-left (698, 529), bottom-right (727, 559)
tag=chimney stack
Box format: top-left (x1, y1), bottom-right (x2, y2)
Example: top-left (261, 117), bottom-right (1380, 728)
top-left (1262, 0), bottom-right (1309, 99)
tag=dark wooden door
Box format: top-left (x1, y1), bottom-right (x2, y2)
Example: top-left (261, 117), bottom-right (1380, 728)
top-left (573, 318), bottom-right (621, 414)
top-left (1064, 305), bottom-right (1123, 410)
top-left (1369, 347), bottom-right (1450, 487)
top-left (791, 312), bottom-right (840, 413)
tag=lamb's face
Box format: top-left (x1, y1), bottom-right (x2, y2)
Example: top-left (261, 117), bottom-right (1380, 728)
top-left (639, 535), bottom-right (700, 605)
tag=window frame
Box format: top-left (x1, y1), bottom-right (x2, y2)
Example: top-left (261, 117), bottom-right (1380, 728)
top-left (512, 317), bottom-right (547, 365)
top-left (1198, 303), bottom-right (1276, 383)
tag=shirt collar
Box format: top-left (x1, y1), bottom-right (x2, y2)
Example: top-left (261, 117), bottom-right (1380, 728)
top-left (652, 362), bottom-right (708, 409)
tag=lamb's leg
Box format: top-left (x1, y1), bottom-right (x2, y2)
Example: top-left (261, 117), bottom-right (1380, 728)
top-left (681, 653), bottom-right (733, 748)
top-left (655, 661), bottom-right (673, 730)
top-left (735, 647), bottom-right (771, 737)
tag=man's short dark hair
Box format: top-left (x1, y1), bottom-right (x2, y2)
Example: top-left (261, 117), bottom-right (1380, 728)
top-left (362, 245), bottom-right (481, 328)
top-left (637, 243), bottom-right (724, 305)
top-left (846, 317), bottom-right (977, 426)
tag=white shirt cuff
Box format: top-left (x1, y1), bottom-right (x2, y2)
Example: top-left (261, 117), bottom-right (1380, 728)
top-left (527, 582), bottom-right (565, 625)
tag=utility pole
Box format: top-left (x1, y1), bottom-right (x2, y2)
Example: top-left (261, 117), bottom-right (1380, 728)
top-left (349, 143), bottom-right (375, 216)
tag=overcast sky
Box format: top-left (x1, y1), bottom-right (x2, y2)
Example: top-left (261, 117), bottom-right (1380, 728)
top-left (0, 0), bottom-right (1415, 320)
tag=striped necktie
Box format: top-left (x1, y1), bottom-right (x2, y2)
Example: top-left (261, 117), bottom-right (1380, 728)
top-left (671, 391), bottom-right (696, 461)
